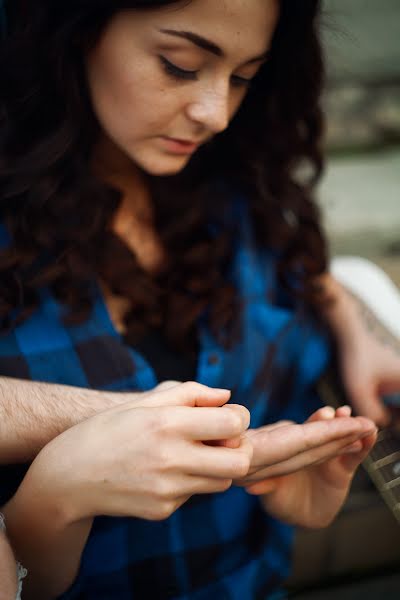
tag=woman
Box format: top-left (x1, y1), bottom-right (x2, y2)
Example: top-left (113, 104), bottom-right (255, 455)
top-left (0, 0), bottom-right (394, 598)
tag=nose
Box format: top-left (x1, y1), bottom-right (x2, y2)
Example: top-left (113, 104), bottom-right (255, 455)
top-left (186, 85), bottom-right (230, 135)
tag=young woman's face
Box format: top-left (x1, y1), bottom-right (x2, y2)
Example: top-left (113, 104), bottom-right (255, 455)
top-left (86, 0), bottom-right (279, 176)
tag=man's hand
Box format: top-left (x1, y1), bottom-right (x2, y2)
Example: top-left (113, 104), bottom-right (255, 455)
top-left (338, 314), bottom-right (400, 427)
top-left (317, 271), bottom-right (400, 426)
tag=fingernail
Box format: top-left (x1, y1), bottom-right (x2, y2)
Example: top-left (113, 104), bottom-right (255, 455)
top-left (224, 404), bottom-right (250, 428)
top-left (360, 428), bottom-right (378, 439)
top-left (321, 406), bottom-right (335, 418)
top-left (343, 440), bottom-right (363, 453)
top-left (345, 446), bottom-right (361, 454)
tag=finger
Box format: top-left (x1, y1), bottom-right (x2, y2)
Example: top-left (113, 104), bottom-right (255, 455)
top-left (260, 429), bottom-right (377, 478)
top-left (154, 380), bottom-right (182, 391)
top-left (262, 425), bottom-right (379, 479)
top-left (250, 416), bottom-right (375, 470)
top-left (172, 473), bottom-right (233, 511)
top-left (307, 406), bottom-right (335, 422)
top-left (137, 381), bottom-right (232, 409)
top-left (336, 405), bottom-right (352, 418)
top-left (338, 431), bottom-right (378, 473)
top-left (245, 418), bottom-right (377, 482)
top-left (205, 407), bottom-right (254, 448)
top-left (224, 404), bottom-right (251, 430)
top-left (182, 476), bottom-right (233, 496)
top-left (245, 478), bottom-right (280, 496)
top-left (350, 388), bottom-right (391, 427)
top-left (245, 421), bottom-right (294, 443)
top-left (342, 440), bottom-right (363, 453)
top-left (212, 436), bottom-right (242, 448)
top-left (306, 406), bottom-right (353, 422)
top-left (160, 478), bottom-right (232, 508)
top-left (306, 406), bottom-right (352, 422)
top-left (258, 420), bottom-right (294, 432)
top-left (187, 439), bottom-right (253, 479)
top-left (241, 432), bottom-right (356, 482)
top-left (172, 381), bottom-right (231, 407)
top-left (171, 405), bottom-right (250, 441)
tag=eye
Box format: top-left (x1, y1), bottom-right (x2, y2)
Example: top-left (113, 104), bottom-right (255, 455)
top-left (159, 56), bottom-right (198, 81)
top-left (231, 75), bottom-right (253, 88)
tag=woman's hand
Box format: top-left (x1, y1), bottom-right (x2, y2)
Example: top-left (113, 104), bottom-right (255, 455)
top-left (234, 406), bottom-right (376, 486)
top-left (3, 382), bottom-right (252, 599)
top-left (242, 406), bottom-right (377, 528)
top-left (22, 382), bottom-right (253, 522)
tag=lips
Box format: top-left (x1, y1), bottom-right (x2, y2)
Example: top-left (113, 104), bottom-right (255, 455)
top-left (170, 137), bottom-right (199, 146)
top-left (159, 136), bottom-right (200, 155)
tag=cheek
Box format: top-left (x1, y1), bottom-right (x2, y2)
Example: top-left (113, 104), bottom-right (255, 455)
top-left (228, 90), bottom-right (248, 122)
top-left (87, 49), bottom-right (180, 142)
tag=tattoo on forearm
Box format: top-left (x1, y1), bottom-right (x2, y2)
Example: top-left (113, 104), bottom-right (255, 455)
top-left (348, 290), bottom-right (400, 357)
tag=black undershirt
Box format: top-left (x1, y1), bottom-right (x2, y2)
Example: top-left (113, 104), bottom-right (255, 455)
top-left (125, 328), bottom-right (198, 382)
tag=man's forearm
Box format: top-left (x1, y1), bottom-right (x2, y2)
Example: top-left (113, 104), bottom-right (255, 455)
top-left (0, 377), bottom-right (122, 463)
top-left (318, 273), bottom-right (393, 353)
top-left (316, 273), bottom-right (360, 341)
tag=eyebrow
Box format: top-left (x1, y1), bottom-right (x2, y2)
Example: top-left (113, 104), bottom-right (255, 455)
top-left (158, 29), bottom-right (269, 64)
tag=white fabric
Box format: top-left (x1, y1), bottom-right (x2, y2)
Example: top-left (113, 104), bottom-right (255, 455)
top-left (331, 255), bottom-right (400, 339)
top-left (16, 562), bottom-right (28, 600)
top-left (0, 512), bottom-right (27, 599)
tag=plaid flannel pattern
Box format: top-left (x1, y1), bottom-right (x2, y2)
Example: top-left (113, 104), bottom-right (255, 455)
top-left (0, 205), bottom-right (330, 599)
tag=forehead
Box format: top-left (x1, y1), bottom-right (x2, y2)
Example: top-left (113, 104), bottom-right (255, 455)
top-left (132, 0), bottom-right (280, 57)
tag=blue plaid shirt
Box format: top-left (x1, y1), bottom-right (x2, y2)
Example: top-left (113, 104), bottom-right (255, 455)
top-left (0, 202), bottom-right (330, 599)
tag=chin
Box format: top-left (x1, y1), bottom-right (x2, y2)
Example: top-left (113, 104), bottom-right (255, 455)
top-left (136, 154), bottom-right (192, 177)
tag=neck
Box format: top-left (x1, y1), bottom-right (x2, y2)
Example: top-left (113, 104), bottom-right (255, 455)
top-left (92, 134), bottom-right (137, 179)
top-left (92, 136), bottom-right (153, 221)
top-left (91, 135), bottom-right (165, 273)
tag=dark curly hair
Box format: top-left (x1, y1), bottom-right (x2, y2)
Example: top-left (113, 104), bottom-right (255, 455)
top-left (0, 0), bottom-right (328, 351)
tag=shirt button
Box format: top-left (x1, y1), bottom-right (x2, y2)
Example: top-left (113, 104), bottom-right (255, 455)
top-left (207, 353), bottom-right (220, 366)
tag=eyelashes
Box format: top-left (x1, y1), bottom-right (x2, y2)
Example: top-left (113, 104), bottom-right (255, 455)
top-left (231, 75), bottom-right (253, 88)
top-left (159, 55), bottom-right (253, 88)
top-left (159, 55), bottom-right (197, 81)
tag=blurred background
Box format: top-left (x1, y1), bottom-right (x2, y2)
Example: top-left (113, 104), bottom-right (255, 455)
top-left (320, 0), bottom-right (400, 279)
top-left (288, 1), bottom-right (400, 598)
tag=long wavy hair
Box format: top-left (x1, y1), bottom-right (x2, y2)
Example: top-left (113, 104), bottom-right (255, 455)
top-left (0, 0), bottom-right (328, 351)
